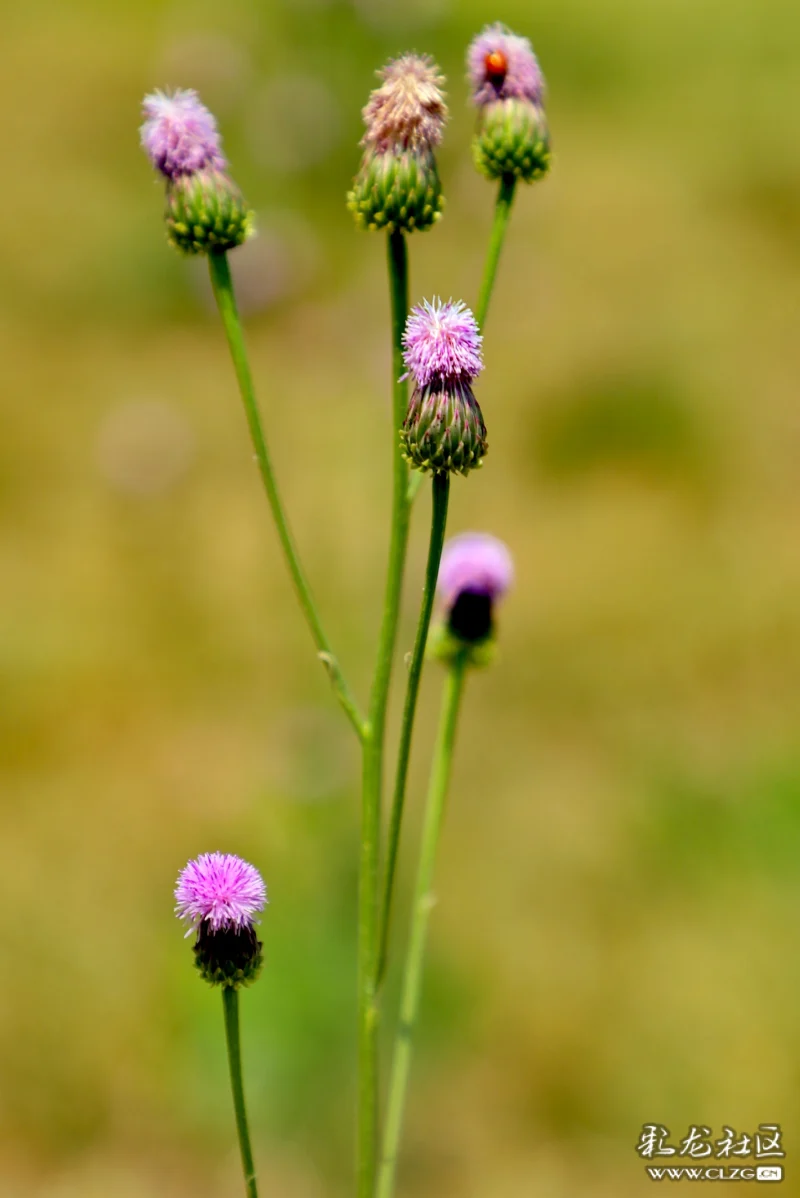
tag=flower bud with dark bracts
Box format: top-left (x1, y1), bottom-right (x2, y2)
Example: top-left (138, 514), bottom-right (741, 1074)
top-left (430, 533), bottom-right (514, 665)
top-left (402, 377), bottom-right (487, 476)
top-left (175, 852), bottom-right (267, 990)
top-left (193, 920), bottom-right (264, 989)
top-left (401, 298), bottom-right (487, 476)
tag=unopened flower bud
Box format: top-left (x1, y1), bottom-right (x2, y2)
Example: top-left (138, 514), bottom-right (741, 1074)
top-left (175, 852), bottom-right (267, 989)
top-left (467, 25), bottom-right (550, 184)
top-left (140, 89), bottom-right (254, 255)
top-left (348, 55), bottom-right (447, 235)
top-left (401, 299), bottom-right (487, 476)
top-left (431, 533), bottom-right (514, 664)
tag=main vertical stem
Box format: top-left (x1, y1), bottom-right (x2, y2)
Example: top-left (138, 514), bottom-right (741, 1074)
top-left (358, 230), bottom-right (411, 1198)
top-left (475, 175), bottom-right (517, 330)
top-left (376, 655), bottom-right (468, 1198)
top-left (222, 986), bottom-right (259, 1198)
top-left (376, 471), bottom-right (450, 989)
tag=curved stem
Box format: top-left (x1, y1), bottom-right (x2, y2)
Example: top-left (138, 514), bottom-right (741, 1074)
top-left (376, 471), bottom-right (450, 989)
top-left (475, 175), bottom-right (517, 330)
top-left (357, 229), bottom-right (411, 1198)
top-left (376, 655), bottom-right (468, 1198)
top-left (208, 250), bottom-right (365, 741)
top-left (222, 986), bottom-right (259, 1198)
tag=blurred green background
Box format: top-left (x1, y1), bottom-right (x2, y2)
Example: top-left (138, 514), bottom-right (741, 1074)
top-left (3, 0), bottom-right (800, 1194)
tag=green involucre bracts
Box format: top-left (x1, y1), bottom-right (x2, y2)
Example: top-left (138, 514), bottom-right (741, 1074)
top-left (473, 99), bottom-right (550, 183)
top-left (166, 169), bottom-right (254, 255)
top-left (348, 150), bottom-right (444, 234)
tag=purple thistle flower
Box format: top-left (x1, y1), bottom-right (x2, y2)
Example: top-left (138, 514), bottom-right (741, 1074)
top-left (437, 533), bottom-right (514, 610)
top-left (175, 852), bottom-right (267, 934)
top-left (436, 533), bottom-right (513, 646)
top-left (402, 298), bottom-right (483, 388)
top-left (467, 23), bottom-right (545, 107)
top-left (140, 88), bottom-right (227, 180)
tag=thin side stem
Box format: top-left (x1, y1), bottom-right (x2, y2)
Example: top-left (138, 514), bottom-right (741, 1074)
top-left (222, 986), bottom-right (259, 1198)
top-left (357, 229), bottom-right (411, 1198)
top-left (376, 471), bottom-right (450, 989)
top-left (376, 655), bottom-right (468, 1198)
top-left (475, 174), bottom-right (517, 330)
top-left (208, 251), bottom-right (365, 740)
top-left (406, 470), bottom-right (425, 505)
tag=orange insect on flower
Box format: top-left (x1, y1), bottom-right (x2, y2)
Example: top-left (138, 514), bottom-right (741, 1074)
top-left (484, 50), bottom-right (508, 82)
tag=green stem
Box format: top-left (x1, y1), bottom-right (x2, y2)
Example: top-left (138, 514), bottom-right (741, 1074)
top-left (357, 229), bottom-right (411, 1198)
top-left (222, 986), bottom-right (259, 1198)
top-left (207, 251), bottom-right (365, 741)
top-left (475, 175), bottom-right (517, 330)
top-left (376, 654), bottom-right (468, 1198)
top-left (406, 470), bottom-right (425, 505)
top-left (376, 472), bottom-right (450, 989)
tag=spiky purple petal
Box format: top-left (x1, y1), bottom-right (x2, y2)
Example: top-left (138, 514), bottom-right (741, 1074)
top-left (402, 298), bottom-right (483, 388)
top-left (175, 852), bottom-right (266, 933)
top-left (467, 23), bottom-right (545, 107)
top-left (437, 533), bottom-right (514, 609)
top-left (141, 89), bottom-right (227, 180)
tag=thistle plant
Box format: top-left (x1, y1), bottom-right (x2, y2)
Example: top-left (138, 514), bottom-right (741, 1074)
top-left (175, 853), bottom-right (267, 1197)
top-left (433, 532), bottom-right (515, 663)
top-left (141, 90), bottom-right (253, 253)
top-left (401, 298), bottom-right (487, 476)
top-left (142, 25), bottom-right (549, 1197)
top-left (378, 535), bottom-right (513, 1198)
top-left (348, 54), bottom-right (447, 235)
top-left (468, 24), bottom-right (551, 326)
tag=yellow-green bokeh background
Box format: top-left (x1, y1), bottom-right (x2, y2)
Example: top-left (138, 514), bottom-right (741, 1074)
top-left (3, 0), bottom-right (800, 1194)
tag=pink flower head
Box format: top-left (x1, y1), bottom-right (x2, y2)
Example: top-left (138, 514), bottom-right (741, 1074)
top-left (467, 23), bottom-right (545, 107)
top-left (437, 533), bottom-right (514, 610)
top-left (175, 852), bottom-right (267, 933)
top-left (140, 89), bottom-right (227, 180)
top-left (402, 298), bottom-right (483, 388)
